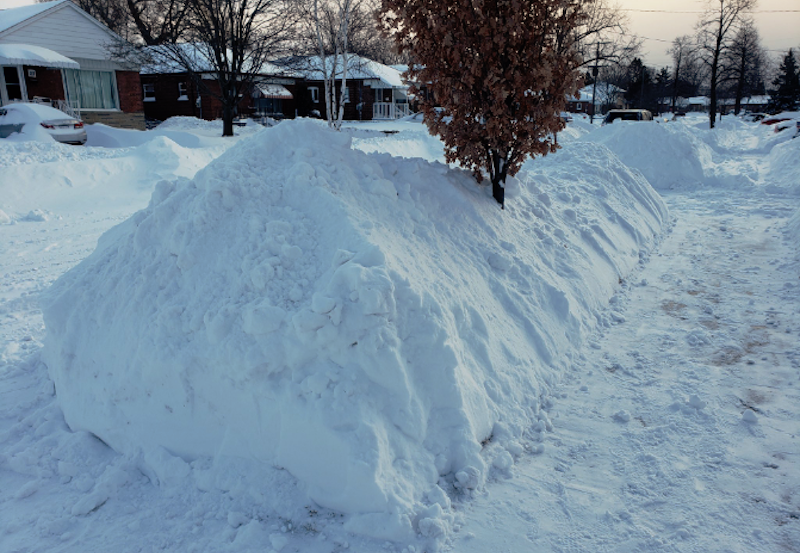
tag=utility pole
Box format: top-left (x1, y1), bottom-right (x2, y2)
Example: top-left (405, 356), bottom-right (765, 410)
top-left (589, 42), bottom-right (610, 124)
top-left (639, 65), bottom-right (645, 108)
top-left (590, 42), bottom-right (600, 124)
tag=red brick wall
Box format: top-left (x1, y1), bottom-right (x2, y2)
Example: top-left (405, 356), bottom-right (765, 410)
top-left (140, 74), bottom-right (294, 122)
top-left (140, 74), bottom-right (200, 121)
top-left (116, 71), bottom-right (143, 114)
top-left (23, 66), bottom-right (65, 101)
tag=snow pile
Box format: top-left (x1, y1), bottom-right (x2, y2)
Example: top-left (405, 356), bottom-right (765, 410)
top-left (156, 115), bottom-right (263, 133)
top-left (1, 136), bottom-right (220, 216)
top-left (41, 119), bottom-right (667, 542)
top-left (1, 122), bottom-right (57, 144)
top-left (766, 134), bottom-right (800, 196)
top-left (584, 120), bottom-right (712, 190)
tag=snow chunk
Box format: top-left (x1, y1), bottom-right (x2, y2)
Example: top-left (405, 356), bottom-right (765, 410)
top-left (742, 409), bottom-right (759, 423)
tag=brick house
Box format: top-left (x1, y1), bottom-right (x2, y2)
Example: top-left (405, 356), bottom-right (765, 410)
top-left (0, 0), bottom-right (144, 129)
top-left (566, 84), bottom-right (626, 116)
top-left (140, 52), bottom-right (410, 123)
top-left (139, 47), bottom-right (298, 122)
top-left (293, 55), bottom-right (410, 121)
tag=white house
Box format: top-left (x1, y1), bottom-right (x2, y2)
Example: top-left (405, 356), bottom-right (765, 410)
top-left (0, 0), bottom-right (144, 129)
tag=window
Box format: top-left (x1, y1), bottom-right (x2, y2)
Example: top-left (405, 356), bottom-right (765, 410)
top-left (3, 67), bottom-right (23, 101)
top-left (576, 102), bottom-right (582, 111)
top-left (178, 82), bottom-right (188, 101)
top-left (63, 69), bottom-right (118, 110)
top-left (309, 86), bottom-right (319, 103)
top-left (143, 83), bottom-right (155, 102)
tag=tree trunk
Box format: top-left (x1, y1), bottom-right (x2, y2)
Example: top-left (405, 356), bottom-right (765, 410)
top-left (222, 102), bottom-right (234, 137)
top-left (734, 53), bottom-right (747, 115)
top-left (490, 150), bottom-right (507, 209)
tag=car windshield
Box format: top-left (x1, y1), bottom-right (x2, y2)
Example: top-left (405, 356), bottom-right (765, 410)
top-left (607, 112), bottom-right (640, 122)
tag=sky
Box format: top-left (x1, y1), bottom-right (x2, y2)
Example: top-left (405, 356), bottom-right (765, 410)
top-left (1, 0), bottom-right (798, 69)
top-left (615, 0), bottom-right (800, 69)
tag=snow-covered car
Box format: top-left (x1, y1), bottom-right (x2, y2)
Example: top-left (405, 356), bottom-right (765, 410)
top-left (742, 112), bottom-right (767, 122)
top-left (0, 102), bottom-right (87, 145)
top-left (602, 109), bottom-right (653, 125)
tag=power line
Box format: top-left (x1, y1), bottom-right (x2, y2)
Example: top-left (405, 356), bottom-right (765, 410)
top-left (619, 9), bottom-right (800, 14)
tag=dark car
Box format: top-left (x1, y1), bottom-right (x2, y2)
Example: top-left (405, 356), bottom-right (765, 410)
top-left (602, 109), bottom-right (653, 125)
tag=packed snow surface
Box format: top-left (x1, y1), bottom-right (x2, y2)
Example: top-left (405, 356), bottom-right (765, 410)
top-left (39, 118), bottom-right (666, 539)
top-left (2, 113), bottom-right (798, 552)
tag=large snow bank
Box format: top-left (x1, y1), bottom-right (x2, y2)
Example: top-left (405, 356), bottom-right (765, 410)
top-left (584, 121), bottom-right (712, 190)
top-left (766, 135), bottom-right (800, 196)
top-left (41, 119), bottom-right (668, 541)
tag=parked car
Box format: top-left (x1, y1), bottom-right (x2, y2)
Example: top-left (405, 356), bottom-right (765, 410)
top-left (0, 103), bottom-right (87, 145)
top-left (602, 109), bottom-right (653, 125)
top-left (742, 112), bottom-right (767, 122)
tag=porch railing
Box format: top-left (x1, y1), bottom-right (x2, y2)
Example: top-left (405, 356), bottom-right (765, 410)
top-left (54, 99), bottom-right (81, 119)
top-left (373, 102), bottom-right (411, 120)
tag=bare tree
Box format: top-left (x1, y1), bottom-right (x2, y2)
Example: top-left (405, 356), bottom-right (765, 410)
top-left (153, 0), bottom-right (298, 136)
top-left (303, 0), bottom-right (396, 62)
top-left (42, 0), bottom-right (190, 44)
top-left (695, 0), bottom-right (757, 128)
top-left (571, 0), bottom-right (641, 70)
top-left (312, 0), bottom-right (354, 130)
top-left (723, 19), bottom-right (766, 114)
top-left (668, 35), bottom-right (696, 111)
top-left (378, 0), bottom-right (589, 209)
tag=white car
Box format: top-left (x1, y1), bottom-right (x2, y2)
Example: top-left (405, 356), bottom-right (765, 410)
top-left (0, 102), bottom-right (87, 145)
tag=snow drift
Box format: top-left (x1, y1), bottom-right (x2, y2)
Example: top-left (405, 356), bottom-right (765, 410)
top-left (584, 120), bottom-right (712, 190)
top-left (41, 119), bottom-right (668, 540)
top-left (766, 133), bottom-right (800, 196)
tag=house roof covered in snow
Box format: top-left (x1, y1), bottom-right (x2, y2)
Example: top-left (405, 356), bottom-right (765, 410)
top-left (292, 55), bottom-right (407, 88)
top-left (0, 0), bottom-right (68, 35)
top-left (140, 44), bottom-right (296, 78)
top-left (570, 83), bottom-right (625, 104)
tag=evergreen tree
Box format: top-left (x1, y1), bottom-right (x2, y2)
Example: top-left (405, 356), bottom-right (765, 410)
top-left (767, 49), bottom-right (800, 113)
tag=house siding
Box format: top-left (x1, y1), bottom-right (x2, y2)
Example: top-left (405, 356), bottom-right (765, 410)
top-left (0, 3), bottom-right (118, 63)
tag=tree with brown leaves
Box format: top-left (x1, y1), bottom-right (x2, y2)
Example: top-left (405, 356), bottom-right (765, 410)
top-left (378, 0), bottom-right (589, 208)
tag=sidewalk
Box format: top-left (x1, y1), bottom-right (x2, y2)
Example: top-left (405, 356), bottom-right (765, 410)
top-left (454, 189), bottom-right (800, 552)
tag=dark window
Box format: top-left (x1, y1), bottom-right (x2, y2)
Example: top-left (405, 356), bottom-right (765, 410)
top-left (3, 67), bottom-right (23, 100)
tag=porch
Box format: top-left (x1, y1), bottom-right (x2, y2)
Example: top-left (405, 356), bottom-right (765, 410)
top-left (373, 101), bottom-right (411, 120)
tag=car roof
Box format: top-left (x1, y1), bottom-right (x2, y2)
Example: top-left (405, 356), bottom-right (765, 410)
top-left (2, 102), bottom-right (77, 120)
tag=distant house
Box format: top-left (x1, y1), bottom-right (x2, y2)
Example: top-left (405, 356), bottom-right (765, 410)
top-left (684, 96), bottom-right (710, 112)
top-left (0, 0), bottom-right (144, 129)
top-left (566, 83), bottom-right (626, 115)
top-left (718, 95), bottom-right (770, 113)
top-left (140, 52), bottom-right (411, 123)
top-left (291, 55), bottom-right (411, 121)
top-left (139, 46), bottom-right (298, 122)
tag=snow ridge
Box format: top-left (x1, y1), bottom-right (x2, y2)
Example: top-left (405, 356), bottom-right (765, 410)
top-left (39, 119), bottom-right (667, 543)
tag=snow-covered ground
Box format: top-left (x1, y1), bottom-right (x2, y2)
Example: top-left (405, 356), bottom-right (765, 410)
top-left (1, 112), bottom-right (798, 552)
